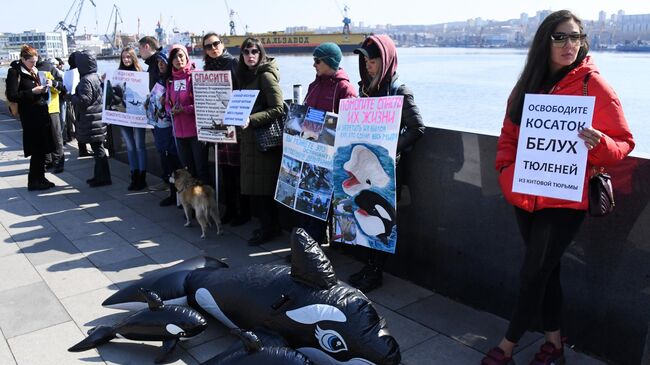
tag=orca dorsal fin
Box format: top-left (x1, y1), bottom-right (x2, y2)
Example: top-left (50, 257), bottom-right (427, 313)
top-left (139, 288), bottom-right (164, 310)
top-left (231, 328), bottom-right (263, 353)
top-left (289, 228), bottom-right (338, 289)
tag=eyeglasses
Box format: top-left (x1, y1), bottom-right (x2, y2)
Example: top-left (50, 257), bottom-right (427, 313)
top-left (203, 40), bottom-right (221, 50)
top-left (550, 33), bottom-right (586, 47)
top-left (242, 48), bottom-right (260, 56)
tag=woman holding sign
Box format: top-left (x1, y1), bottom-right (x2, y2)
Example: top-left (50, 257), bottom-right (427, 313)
top-left (116, 47), bottom-right (149, 191)
top-left (484, 10), bottom-right (634, 365)
top-left (347, 35), bottom-right (424, 292)
top-left (237, 37), bottom-right (284, 245)
top-left (202, 32), bottom-right (250, 226)
top-left (165, 44), bottom-right (211, 185)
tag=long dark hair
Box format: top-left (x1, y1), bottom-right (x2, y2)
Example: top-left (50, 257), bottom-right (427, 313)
top-left (508, 10), bottom-right (589, 125)
top-left (202, 32), bottom-right (221, 64)
top-left (236, 38), bottom-right (268, 83)
top-left (119, 46), bottom-right (142, 71)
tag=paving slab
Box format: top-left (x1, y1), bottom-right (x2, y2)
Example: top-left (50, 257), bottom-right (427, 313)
top-left (367, 272), bottom-right (436, 311)
top-left (0, 226), bottom-right (19, 258)
top-left (7, 321), bottom-right (95, 365)
top-left (47, 210), bottom-right (108, 241)
top-left (184, 335), bottom-right (236, 364)
top-left (97, 340), bottom-right (199, 365)
top-left (0, 328), bottom-right (16, 365)
top-left (0, 254), bottom-right (43, 292)
top-left (15, 231), bottom-right (83, 266)
top-left (133, 234), bottom-right (204, 266)
top-left (399, 293), bottom-right (542, 354)
top-left (60, 286), bottom-right (128, 333)
top-left (0, 282), bottom-right (70, 338)
top-left (100, 255), bottom-right (162, 289)
top-left (401, 334), bottom-right (485, 365)
top-left (374, 303), bottom-right (439, 352)
top-left (35, 256), bottom-right (113, 299)
top-left (102, 214), bottom-right (166, 243)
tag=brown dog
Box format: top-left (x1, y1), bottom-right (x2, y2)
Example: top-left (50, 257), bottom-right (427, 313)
top-left (171, 169), bottom-right (223, 238)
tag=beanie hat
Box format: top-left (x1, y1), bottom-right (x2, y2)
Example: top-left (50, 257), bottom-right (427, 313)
top-left (313, 42), bottom-right (342, 70)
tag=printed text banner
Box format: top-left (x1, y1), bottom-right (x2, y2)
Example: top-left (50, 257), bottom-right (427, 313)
top-left (223, 90), bottom-right (260, 127)
top-left (192, 71), bottom-right (236, 143)
top-left (102, 70), bottom-right (152, 128)
top-left (512, 93), bottom-right (595, 202)
top-left (332, 95), bottom-right (403, 254)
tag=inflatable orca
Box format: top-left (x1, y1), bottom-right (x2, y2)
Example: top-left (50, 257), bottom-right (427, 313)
top-left (353, 190), bottom-right (396, 244)
top-left (103, 256), bottom-right (228, 310)
top-left (70, 289), bottom-right (207, 363)
top-left (103, 230), bottom-right (401, 365)
top-left (342, 145), bottom-right (390, 196)
top-left (203, 328), bottom-right (313, 365)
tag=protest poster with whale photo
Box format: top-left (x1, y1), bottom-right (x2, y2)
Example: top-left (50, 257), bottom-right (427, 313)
top-left (332, 96), bottom-right (403, 253)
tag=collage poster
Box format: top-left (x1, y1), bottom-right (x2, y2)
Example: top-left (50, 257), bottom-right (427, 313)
top-left (332, 96), bottom-right (404, 253)
top-left (102, 70), bottom-right (151, 128)
top-left (191, 71), bottom-right (236, 143)
top-left (275, 104), bottom-right (338, 221)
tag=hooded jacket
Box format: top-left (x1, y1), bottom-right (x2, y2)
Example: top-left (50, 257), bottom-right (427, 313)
top-left (71, 50), bottom-right (106, 144)
top-left (165, 45), bottom-right (197, 138)
top-left (5, 60), bottom-right (54, 157)
top-left (304, 68), bottom-right (357, 113)
top-left (357, 35), bottom-right (425, 157)
top-left (496, 56), bottom-right (635, 212)
top-left (144, 48), bottom-right (163, 90)
top-left (238, 58), bottom-right (284, 196)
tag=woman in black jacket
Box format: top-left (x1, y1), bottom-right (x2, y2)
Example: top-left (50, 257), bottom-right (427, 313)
top-left (72, 50), bottom-right (112, 187)
top-left (347, 34), bottom-right (425, 292)
top-left (5, 45), bottom-right (56, 191)
top-left (202, 32), bottom-right (250, 226)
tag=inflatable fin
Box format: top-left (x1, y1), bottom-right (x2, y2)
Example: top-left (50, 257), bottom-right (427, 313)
top-left (68, 326), bottom-right (115, 352)
top-left (290, 228), bottom-right (337, 289)
top-left (231, 329), bottom-right (262, 353)
top-left (141, 288), bottom-right (164, 310)
top-left (155, 338), bottom-right (179, 364)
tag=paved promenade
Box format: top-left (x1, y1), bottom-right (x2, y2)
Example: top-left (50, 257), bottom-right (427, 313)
top-left (0, 113), bottom-right (606, 364)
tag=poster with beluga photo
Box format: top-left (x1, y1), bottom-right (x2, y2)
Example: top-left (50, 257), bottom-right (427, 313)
top-left (274, 105), bottom-right (338, 221)
top-left (191, 70), bottom-right (236, 143)
top-left (332, 96), bottom-right (403, 253)
top-left (102, 70), bottom-right (151, 128)
top-left (512, 93), bottom-right (594, 202)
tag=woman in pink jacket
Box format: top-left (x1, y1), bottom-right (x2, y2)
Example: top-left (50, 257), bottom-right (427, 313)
top-left (483, 10), bottom-right (634, 365)
top-left (165, 44), bottom-right (210, 184)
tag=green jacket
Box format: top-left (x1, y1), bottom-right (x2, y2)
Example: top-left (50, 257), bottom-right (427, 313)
top-left (239, 58), bottom-right (284, 196)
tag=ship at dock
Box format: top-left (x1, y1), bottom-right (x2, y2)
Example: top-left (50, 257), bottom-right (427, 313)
top-left (205, 1), bottom-right (367, 55)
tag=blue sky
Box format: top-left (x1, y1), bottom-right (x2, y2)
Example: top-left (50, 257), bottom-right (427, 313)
top-left (2, 0), bottom-right (649, 35)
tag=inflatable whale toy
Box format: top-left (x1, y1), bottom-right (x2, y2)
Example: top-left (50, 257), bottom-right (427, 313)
top-left (203, 328), bottom-right (313, 365)
top-left (103, 255), bottom-right (227, 311)
top-left (104, 229), bottom-right (401, 365)
top-left (69, 288), bottom-right (207, 363)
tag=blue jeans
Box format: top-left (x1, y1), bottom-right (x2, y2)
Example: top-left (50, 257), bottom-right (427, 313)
top-left (120, 126), bottom-right (147, 171)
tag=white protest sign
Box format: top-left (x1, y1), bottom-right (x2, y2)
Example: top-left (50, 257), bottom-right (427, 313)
top-left (223, 90), bottom-right (260, 127)
top-left (102, 70), bottom-right (151, 128)
top-left (191, 71), bottom-right (236, 143)
top-left (63, 68), bottom-right (79, 95)
top-left (512, 93), bottom-right (595, 202)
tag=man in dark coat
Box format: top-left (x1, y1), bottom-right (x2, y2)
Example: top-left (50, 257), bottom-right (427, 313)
top-left (138, 36), bottom-right (162, 90)
top-left (71, 50), bottom-right (112, 187)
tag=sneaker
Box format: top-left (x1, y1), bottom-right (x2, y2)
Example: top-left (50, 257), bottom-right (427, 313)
top-left (529, 342), bottom-right (564, 365)
top-left (481, 347), bottom-right (515, 365)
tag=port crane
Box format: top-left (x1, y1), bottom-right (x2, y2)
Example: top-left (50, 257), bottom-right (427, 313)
top-left (334, 1), bottom-right (352, 34)
top-left (54, 0), bottom-right (96, 37)
top-left (104, 4), bottom-right (123, 53)
top-left (223, 0), bottom-right (248, 35)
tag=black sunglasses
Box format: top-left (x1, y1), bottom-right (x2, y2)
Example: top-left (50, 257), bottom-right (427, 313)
top-left (203, 40), bottom-right (221, 50)
top-left (550, 33), bottom-right (586, 47)
top-left (242, 48), bottom-right (260, 56)
top-left (313, 57), bottom-right (326, 64)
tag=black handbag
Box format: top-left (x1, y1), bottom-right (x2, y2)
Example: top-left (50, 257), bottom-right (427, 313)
top-left (254, 101), bottom-right (288, 152)
top-left (588, 170), bottom-right (615, 217)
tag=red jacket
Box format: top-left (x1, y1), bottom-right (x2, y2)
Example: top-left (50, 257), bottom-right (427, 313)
top-left (303, 68), bottom-right (357, 113)
top-left (496, 56), bottom-right (635, 212)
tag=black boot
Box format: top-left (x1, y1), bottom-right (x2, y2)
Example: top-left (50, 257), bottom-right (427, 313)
top-left (89, 157), bottom-right (112, 187)
top-left (127, 170), bottom-right (138, 191)
top-left (78, 144), bottom-right (91, 157)
top-left (159, 183), bottom-right (177, 207)
top-left (136, 170), bottom-right (148, 190)
top-left (351, 265), bottom-right (383, 292)
top-left (348, 264), bottom-right (374, 285)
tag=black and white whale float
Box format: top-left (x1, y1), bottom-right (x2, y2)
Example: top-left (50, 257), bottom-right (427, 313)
top-left (100, 229), bottom-right (401, 365)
